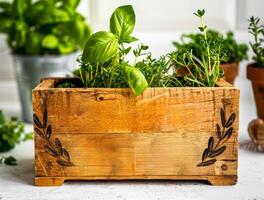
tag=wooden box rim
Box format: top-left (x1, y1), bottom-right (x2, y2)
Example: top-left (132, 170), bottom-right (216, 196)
top-left (33, 77), bottom-right (238, 92)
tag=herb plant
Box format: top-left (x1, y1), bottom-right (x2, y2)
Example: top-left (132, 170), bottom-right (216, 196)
top-left (0, 0), bottom-right (91, 55)
top-left (71, 7), bottom-right (225, 93)
top-left (77, 5), bottom-right (149, 95)
top-left (173, 30), bottom-right (248, 64)
top-left (248, 16), bottom-right (264, 67)
top-left (169, 9), bottom-right (225, 87)
top-left (0, 155), bottom-right (17, 166)
top-left (0, 110), bottom-right (33, 153)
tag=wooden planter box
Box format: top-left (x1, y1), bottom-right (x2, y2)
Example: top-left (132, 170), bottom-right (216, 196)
top-left (33, 78), bottom-right (239, 186)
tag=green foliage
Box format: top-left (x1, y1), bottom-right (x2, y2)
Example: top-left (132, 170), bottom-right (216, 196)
top-left (173, 30), bottom-right (248, 64)
top-left (82, 31), bottom-right (119, 64)
top-left (169, 9), bottom-right (225, 87)
top-left (248, 16), bottom-right (264, 67)
top-left (78, 5), bottom-right (148, 96)
top-left (123, 65), bottom-right (148, 96)
top-left (0, 0), bottom-right (92, 55)
top-left (110, 5), bottom-right (138, 43)
top-left (72, 7), bottom-right (226, 94)
top-left (0, 110), bottom-right (33, 153)
top-left (0, 156), bottom-right (17, 166)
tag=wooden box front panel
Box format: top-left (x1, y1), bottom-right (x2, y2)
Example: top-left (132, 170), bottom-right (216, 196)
top-left (33, 80), bottom-right (239, 180)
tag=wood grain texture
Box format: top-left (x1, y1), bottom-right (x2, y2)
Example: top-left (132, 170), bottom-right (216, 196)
top-left (33, 78), bottom-right (240, 186)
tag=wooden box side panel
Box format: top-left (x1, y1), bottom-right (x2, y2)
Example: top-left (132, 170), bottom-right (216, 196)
top-left (33, 86), bottom-right (239, 180)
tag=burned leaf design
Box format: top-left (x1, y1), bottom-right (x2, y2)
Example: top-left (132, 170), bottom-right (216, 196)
top-left (55, 138), bottom-right (62, 155)
top-left (33, 114), bottom-right (42, 128)
top-left (33, 106), bottom-right (73, 167)
top-left (35, 128), bottom-right (44, 138)
top-left (208, 137), bottom-right (214, 152)
top-left (220, 108), bottom-right (226, 127)
top-left (209, 146), bottom-right (226, 158)
top-left (45, 145), bottom-right (58, 157)
top-left (202, 148), bottom-right (209, 161)
top-left (62, 148), bottom-right (70, 161)
top-left (225, 113), bottom-right (236, 128)
top-left (46, 125), bottom-right (52, 139)
top-left (197, 106), bottom-right (236, 167)
top-left (223, 127), bottom-right (233, 140)
top-left (57, 159), bottom-right (74, 166)
top-left (43, 109), bottom-right (47, 129)
top-left (197, 159), bottom-right (216, 167)
top-left (216, 124), bottom-right (221, 139)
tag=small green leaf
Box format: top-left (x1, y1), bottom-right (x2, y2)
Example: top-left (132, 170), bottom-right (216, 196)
top-left (110, 5), bottom-right (135, 43)
top-left (42, 34), bottom-right (58, 49)
top-left (123, 65), bottom-right (148, 96)
top-left (4, 156), bottom-right (17, 166)
top-left (82, 31), bottom-right (119, 64)
top-left (121, 35), bottom-right (138, 43)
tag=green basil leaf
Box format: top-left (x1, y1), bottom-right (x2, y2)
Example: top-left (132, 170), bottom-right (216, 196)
top-left (110, 5), bottom-right (135, 43)
top-left (82, 31), bottom-right (118, 64)
top-left (121, 35), bottom-right (138, 43)
top-left (123, 65), bottom-right (148, 96)
top-left (42, 34), bottom-right (59, 49)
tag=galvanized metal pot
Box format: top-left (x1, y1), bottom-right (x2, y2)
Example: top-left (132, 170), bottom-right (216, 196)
top-left (12, 53), bottom-right (78, 122)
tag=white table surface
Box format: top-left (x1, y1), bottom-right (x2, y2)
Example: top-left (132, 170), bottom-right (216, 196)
top-left (0, 75), bottom-right (263, 200)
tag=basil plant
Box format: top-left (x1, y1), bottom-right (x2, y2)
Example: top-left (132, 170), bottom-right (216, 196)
top-left (0, 0), bottom-right (92, 55)
top-left (79, 5), bottom-right (148, 96)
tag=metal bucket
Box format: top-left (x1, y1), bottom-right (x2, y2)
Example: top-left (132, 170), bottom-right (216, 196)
top-left (12, 53), bottom-right (78, 123)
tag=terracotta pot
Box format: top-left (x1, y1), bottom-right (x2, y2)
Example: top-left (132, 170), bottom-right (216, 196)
top-left (221, 62), bottom-right (239, 85)
top-left (247, 64), bottom-right (264, 119)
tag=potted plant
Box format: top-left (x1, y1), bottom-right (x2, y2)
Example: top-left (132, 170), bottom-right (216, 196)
top-left (0, 0), bottom-right (91, 122)
top-left (247, 16), bottom-right (264, 119)
top-left (33, 6), bottom-right (239, 186)
top-left (173, 29), bottom-right (248, 84)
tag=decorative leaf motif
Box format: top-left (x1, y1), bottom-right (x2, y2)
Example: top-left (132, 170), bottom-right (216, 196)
top-left (57, 159), bottom-right (73, 166)
top-left (55, 138), bottom-right (62, 155)
top-left (197, 159), bottom-right (216, 167)
top-left (43, 109), bottom-right (47, 129)
top-left (216, 124), bottom-right (221, 139)
top-left (46, 125), bottom-right (52, 139)
top-left (33, 114), bottom-right (42, 128)
top-left (220, 108), bottom-right (226, 127)
top-left (208, 136), bottom-right (214, 152)
top-left (35, 128), bottom-right (44, 138)
top-left (33, 104), bottom-right (73, 167)
top-left (45, 145), bottom-right (58, 157)
top-left (223, 127), bottom-right (233, 140)
top-left (197, 106), bottom-right (236, 167)
top-left (209, 146), bottom-right (226, 158)
top-left (225, 113), bottom-right (236, 128)
top-left (62, 148), bottom-right (70, 161)
top-left (202, 148), bottom-right (209, 161)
